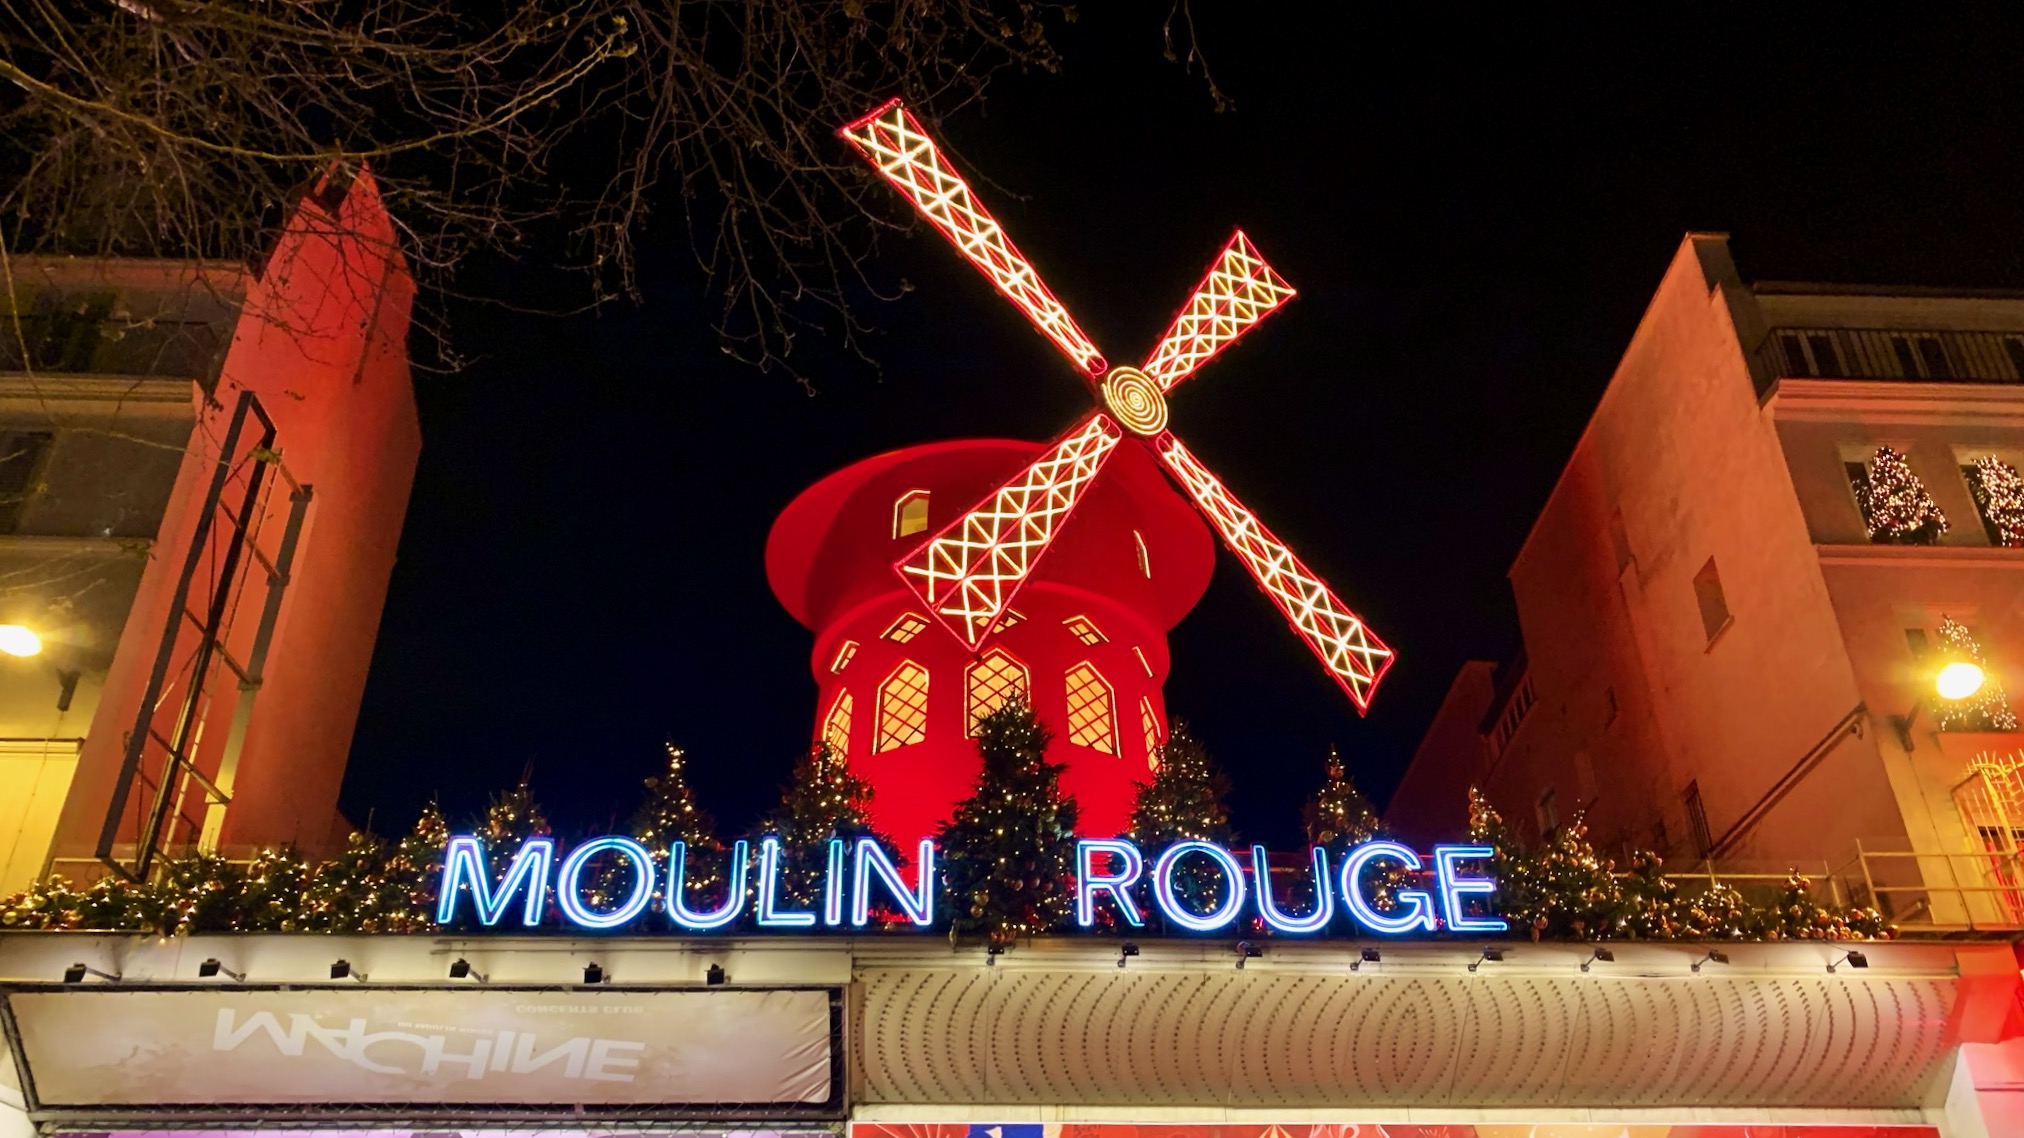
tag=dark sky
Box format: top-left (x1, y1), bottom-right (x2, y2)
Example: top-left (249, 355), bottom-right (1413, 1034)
top-left (340, 7), bottom-right (2024, 847)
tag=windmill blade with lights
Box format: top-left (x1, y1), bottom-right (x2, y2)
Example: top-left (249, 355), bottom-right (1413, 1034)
top-left (840, 99), bottom-right (1394, 712)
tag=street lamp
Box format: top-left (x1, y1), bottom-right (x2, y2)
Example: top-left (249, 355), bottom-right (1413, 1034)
top-left (0, 624), bottom-right (40, 657)
top-left (1894, 657), bottom-right (1991, 751)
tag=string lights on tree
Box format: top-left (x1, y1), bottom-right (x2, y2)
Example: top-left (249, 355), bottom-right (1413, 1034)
top-left (1128, 723), bottom-right (1236, 922)
top-left (1934, 616), bottom-right (2017, 732)
top-left (838, 98), bottom-right (1395, 713)
top-left (1968, 454), bottom-right (2024, 546)
top-left (761, 742), bottom-right (888, 911)
top-left (939, 700), bottom-right (1079, 945)
top-left (1859, 445), bottom-right (1948, 544)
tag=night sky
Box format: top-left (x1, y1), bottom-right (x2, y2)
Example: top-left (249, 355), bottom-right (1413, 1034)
top-left (340, 8), bottom-right (2024, 847)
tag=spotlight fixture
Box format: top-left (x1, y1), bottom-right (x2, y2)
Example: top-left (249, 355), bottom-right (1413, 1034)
top-left (1351, 946), bottom-right (1382, 972)
top-left (330, 959), bottom-right (366, 982)
top-left (63, 962), bottom-right (119, 983)
top-left (1235, 941), bottom-right (1264, 970)
top-left (1690, 949), bottom-right (1730, 973)
top-left (1117, 942), bottom-right (1141, 969)
top-left (448, 958), bottom-right (486, 983)
top-left (198, 958), bottom-right (245, 981)
top-left (583, 963), bottom-right (605, 985)
top-left (1467, 946), bottom-right (1504, 973)
top-left (705, 963), bottom-right (728, 986)
top-left (984, 943), bottom-right (1006, 967)
top-left (1827, 949), bottom-right (1869, 973)
top-left (1580, 946), bottom-right (1615, 973)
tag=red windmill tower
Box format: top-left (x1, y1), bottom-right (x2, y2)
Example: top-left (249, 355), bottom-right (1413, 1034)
top-left (765, 100), bottom-right (1395, 840)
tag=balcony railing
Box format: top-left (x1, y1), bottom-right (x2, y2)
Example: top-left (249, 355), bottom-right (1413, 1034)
top-left (1757, 326), bottom-right (2024, 384)
top-left (0, 313), bottom-right (227, 384)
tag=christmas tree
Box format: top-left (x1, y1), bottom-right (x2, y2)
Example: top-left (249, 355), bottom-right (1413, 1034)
top-left (379, 799), bottom-right (451, 931)
top-left (1968, 455), bottom-right (2024, 546)
top-left (1859, 445), bottom-right (1948, 544)
top-left (759, 741), bottom-right (886, 911)
top-left (632, 743), bottom-right (731, 915)
top-left (302, 832), bottom-right (392, 932)
top-left (1302, 747), bottom-right (1379, 851)
top-left (238, 846), bottom-right (314, 930)
top-left (1614, 850), bottom-right (1684, 939)
top-left (1129, 722), bottom-right (1237, 925)
top-left (1522, 820), bottom-right (1623, 941)
top-left (939, 699), bottom-right (1078, 945)
top-left (1465, 787), bottom-right (1538, 935)
top-left (1934, 615), bottom-right (2018, 732)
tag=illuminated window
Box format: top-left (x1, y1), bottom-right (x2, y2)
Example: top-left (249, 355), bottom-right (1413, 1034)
top-left (1133, 530), bottom-right (1151, 578)
top-left (992, 608), bottom-right (1027, 633)
top-left (1063, 614), bottom-right (1107, 645)
top-left (883, 612), bottom-right (930, 643)
top-left (966, 649), bottom-right (1029, 734)
top-left (894, 489), bottom-right (931, 538)
top-left (1064, 662), bottom-right (1116, 754)
top-left (1140, 697), bottom-right (1161, 771)
top-left (1131, 645), bottom-right (1154, 678)
top-left (830, 639), bottom-right (859, 673)
top-left (876, 661), bottom-right (930, 752)
top-left (822, 690), bottom-right (853, 755)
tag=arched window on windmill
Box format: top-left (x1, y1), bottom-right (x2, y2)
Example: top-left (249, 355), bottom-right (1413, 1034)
top-left (876, 660), bottom-right (930, 752)
top-left (822, 690), bottom-right (853, 757)
top-left (1064, 661), bottom-right (1117, 755)
top-left (893, 489), bottom-right (931, 538)
top-left (1133, 530), bottom-right (1151, 578)
top-left (966, 648), bottom-right (1029, 735)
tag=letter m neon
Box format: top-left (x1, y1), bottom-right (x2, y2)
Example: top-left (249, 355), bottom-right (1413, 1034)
top-left (437, 835), bottom-right (553, 926)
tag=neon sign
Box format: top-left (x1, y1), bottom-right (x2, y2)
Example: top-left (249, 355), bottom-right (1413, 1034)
top-left (436, 835), bottom-right (1502, 934)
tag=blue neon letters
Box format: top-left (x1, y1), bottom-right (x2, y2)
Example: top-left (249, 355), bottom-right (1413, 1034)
top-left (436, 833), bottom-right (1498, 934)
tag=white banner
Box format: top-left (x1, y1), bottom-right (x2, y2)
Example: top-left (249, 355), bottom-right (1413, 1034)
top-left (5, 987), bottom-right (833, 1108)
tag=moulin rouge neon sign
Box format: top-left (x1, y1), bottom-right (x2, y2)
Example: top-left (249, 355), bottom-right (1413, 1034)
top-left (436, 835), bottom-right (1506, 935)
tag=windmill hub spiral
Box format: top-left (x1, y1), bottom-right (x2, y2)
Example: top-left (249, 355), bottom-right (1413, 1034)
top-left (1101, 367), bottom-right (1169, 436)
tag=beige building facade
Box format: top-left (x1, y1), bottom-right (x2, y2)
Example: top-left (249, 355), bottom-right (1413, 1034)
top-left (1388, 234), bottom-right (2024, 930)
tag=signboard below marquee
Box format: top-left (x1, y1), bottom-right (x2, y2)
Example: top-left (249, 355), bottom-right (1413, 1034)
top-left (2, 987), bottom-right (839, 1120)
top-left (434, 835), bottom-right (1506, 934)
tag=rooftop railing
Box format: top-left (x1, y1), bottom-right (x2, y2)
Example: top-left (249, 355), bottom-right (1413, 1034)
top-left (1757, 326), bottom-right (2024, 385)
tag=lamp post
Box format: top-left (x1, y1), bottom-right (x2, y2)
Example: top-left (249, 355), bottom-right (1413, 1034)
top-left (1893, 659), bottom-right (1988, 751)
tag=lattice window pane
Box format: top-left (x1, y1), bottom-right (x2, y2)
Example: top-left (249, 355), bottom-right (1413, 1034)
top-left (1133, 530), bottom-right (1151, 578)
top-left (883, 613), bottom-right (930, 643)
top-left (876, 661), bottom-right (930, 752)
top-left (1064, 662), bottom-right (1116, 754)
top-left (823, 690), bottom-right (853, 756)
top-left (1064, 614), bottom-right (1107, 645)
top-left (992, 608), bottom-right (1027, 633)
top-left (894, 490), bottom-right (930, 538)
top-left (966, 649), bottom-right (1029, 735)
top-left (831, 639), bottom-right (859, 673)
top-left (1132, 645), bottom-right (1154, 678)
top-left (1140, 697), bottom-right (1161, 771)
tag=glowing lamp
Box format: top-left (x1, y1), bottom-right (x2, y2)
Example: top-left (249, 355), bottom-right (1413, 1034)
top-left (1936, 660), bottom-right (1986, 701)
top-left (0, 624), bottom-right (41, 657)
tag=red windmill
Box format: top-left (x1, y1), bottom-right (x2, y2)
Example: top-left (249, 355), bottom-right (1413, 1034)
top-left (765, 99), bottom-right (1395, 840)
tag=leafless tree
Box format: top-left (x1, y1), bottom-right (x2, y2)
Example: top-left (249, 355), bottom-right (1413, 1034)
top-left (0, 0), bottom-right (1232, 375)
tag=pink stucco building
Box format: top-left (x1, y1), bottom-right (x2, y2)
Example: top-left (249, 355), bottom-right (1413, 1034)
top-left (1389, 233), bottom-right (2024, 930)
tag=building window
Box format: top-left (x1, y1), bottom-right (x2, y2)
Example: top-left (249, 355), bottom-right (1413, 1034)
top-left (1683, 780), bottom-right (1714, 860)
top-left (822, 690), bottom-right (853, 756)
top-left (965, 649), bottom-right (1028, 735)
top-left (882, 612), bottom-right (930, 643)
top-left (1962, 455), bottom-right (2024, 547)
top-left (875, 661), bottom-right (929, 752)
top-left (1535, 787), bottom-right (1559, 837)
top-left (1906, 627), bottom-right (1933, 658)
top-left (1064, 614), bottom-right (1107, 645)
top-left (830, 639), bottom-right (859, 674)
top-left (1692, 557), bottom-right (1730, 645)
top-left (991, 608), bottom-right (1026, 633)
top-left (893, 489), bottom-right (930, 538)
top-left (1063, 662), bottom-right (1116, 754)
top-left (1133, 530), bottom-right (1151, 578)
top-left (2005, 337), bottom-right (2024, 380)
top-left (1140, 697), bottom-right (1161, 771)
top-left (1778, 331), bottom-right (1844, 378)
top-left (0, 430), bottom-right (53, 534)
top-left (1889, 334), bottom-right (1954, 380)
